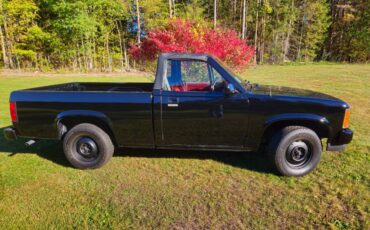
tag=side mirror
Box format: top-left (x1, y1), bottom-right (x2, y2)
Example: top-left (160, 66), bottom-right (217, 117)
top-left (225, 83), bottom-right (236, 95)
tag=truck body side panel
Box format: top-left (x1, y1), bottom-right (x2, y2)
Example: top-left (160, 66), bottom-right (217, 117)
top-left (11, 91), bottom-right (154, 147)
top-left (245, 94), bottom-right (347, 150)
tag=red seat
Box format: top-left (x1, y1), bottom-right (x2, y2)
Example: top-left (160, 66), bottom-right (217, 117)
top-left (171, 83), bottom-right (210, 92)
top-left (185, 82), bottom-right (210, 91)
top-left (171, 85), bottom-right (185, 92)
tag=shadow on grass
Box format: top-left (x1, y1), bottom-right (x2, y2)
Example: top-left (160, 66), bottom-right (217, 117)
top-left (0, 127), bottom-right (272, 174)
top-left (0, 127), bottom-right (70, 167)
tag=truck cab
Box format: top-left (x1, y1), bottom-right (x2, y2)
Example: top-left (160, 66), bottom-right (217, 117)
top-left (152, 53), bottom-right (250, 150)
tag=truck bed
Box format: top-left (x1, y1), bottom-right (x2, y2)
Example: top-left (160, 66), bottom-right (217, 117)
top-left (26, 82), bottom-right (154, 92)
top-left (10, 82), bottom-right (155, 147)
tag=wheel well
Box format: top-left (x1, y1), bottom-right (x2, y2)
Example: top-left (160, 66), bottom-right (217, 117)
top-left (57, 117), bottom-right (117, 146)
top-left (262, 120), bottom-right (330, 144)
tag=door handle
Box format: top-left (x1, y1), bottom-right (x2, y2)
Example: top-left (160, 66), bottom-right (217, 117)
top-left (167, 97), bottom-right (179, 107)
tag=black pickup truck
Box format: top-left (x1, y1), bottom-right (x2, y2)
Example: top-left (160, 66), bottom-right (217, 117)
top-left (4, 53), bottom-right (353, 176)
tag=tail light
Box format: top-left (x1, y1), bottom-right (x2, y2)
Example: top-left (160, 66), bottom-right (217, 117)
top-left (342, 108), bottom-right (350, 129)
top-left (10, 102), bottom-right (17, 122)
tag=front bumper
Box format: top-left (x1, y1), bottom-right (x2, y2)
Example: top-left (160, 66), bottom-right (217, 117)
top-left (326, 128), bottom-right (353, 152)
top-left (4, 127), bottom-right (17, 140)
top-left (336, 128), bottom-right (353, 144)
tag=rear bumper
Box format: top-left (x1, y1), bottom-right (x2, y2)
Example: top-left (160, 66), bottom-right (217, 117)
top-left (4, 127), bottom-right (17, 140)
top-left (326, 128), bottom-right (353, 152)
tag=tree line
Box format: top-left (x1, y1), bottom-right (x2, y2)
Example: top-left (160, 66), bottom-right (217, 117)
top-left (0, 0), bottom-right (368, 71)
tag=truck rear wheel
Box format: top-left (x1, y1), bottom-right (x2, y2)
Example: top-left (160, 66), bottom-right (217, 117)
top-left (267, 126), bottom-right (322, 177)
top-left (63, 123), bottom-right (114, 169)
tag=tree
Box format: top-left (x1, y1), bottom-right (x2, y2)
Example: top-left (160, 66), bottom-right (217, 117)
top-left (0, 0), bottom-right (368, 70)
top-left (0, 4), bottom-right (8, 68)
top-left (135, 0), bottom-right (141, 44)
top-left (293, 0), bottom-right (330, 61)
top-left (253, 0), bottom-right (259, 63)
top-left (323, 0), bottom-right (370, 62)
top-left (4, 0), bottom-right (40, 68)
top-left (241, 0), bottom-right (247, 39)
top-left (213, 0), bottom-right (217, 27)
top-left (282, 0), bottom-right (295, 62)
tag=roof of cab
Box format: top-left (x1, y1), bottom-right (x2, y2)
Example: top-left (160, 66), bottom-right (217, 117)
top-left (159, 53), bottom-right (214, 61)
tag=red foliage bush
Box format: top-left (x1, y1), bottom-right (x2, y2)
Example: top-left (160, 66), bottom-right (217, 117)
top-left (129, 19), bottom-right (255, 70)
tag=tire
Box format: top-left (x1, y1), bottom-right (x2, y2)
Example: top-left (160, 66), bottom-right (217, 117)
top-left (63, 123), bottom-right (114, 169)
top-left (267, 126), bottom-right (322, 177)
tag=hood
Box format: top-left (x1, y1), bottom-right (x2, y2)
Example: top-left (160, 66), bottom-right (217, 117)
top-left (248, 84), bottom-right (341, 101)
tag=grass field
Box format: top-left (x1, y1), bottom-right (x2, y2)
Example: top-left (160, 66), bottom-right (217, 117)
top-left (0, 64), bottom-right (369, 229)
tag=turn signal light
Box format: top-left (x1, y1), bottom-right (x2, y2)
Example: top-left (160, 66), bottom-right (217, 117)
top-left (343, 109), bottom-right (350, 129)
top-left (10, 102), bottom-right (17, 123)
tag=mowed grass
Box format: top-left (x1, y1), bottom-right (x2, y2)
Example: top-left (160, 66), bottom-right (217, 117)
top-left (0, 64), bottom-right (369, 229)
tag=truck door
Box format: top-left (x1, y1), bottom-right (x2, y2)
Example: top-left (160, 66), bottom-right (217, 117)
top-left (153, 59), bottom-right (249, 149)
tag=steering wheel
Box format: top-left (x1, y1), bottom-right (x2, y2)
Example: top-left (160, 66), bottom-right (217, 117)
top-left (212, 80), bottom-right (227, 92)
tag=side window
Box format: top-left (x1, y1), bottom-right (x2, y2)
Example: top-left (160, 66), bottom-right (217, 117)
top-left (165, 60), bottom-right (212, 92)
top-left (181, 61), bottom-right (210, 83)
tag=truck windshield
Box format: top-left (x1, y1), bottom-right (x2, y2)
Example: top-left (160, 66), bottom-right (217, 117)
top-left (212, 56), bottom-right (244, 83)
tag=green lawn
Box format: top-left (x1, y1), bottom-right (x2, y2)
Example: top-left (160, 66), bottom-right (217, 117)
top-left (0, 64), bottom-right (369, 229)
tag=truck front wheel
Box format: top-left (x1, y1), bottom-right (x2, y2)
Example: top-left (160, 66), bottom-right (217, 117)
top-left (63, 123), bottom-right (114, 169)
top-left (267, 126), bottom-right (322, 177)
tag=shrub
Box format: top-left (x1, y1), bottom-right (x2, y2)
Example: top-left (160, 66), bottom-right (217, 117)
top-left (129, 19), bottom-right (255, 70)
